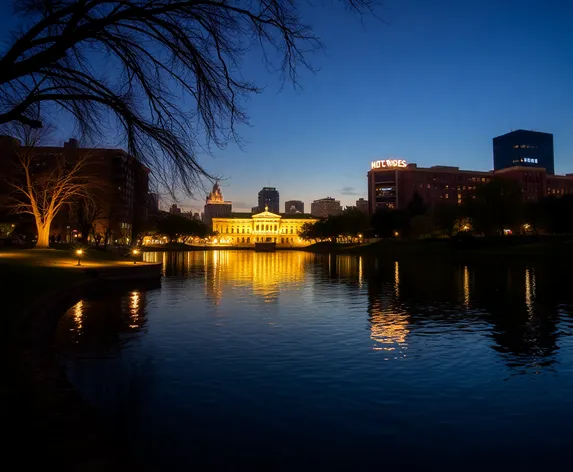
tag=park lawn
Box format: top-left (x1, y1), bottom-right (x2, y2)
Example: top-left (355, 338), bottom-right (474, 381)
top-left (0, 247), bottom-right (145, 339)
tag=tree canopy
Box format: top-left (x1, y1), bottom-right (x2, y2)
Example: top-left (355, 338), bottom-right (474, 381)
top-left (156, 214), bottom-right (210, 242)
top-left (0, 0), bottom-right (375, 195)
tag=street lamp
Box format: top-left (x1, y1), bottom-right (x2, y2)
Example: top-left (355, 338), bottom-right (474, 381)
top-left (132, 248), bottom-right (139, 264)
top-left (76, 249), bottom-right (83, 266)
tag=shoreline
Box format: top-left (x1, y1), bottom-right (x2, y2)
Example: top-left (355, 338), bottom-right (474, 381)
top-left (1, 250), bottom-right (161, 470)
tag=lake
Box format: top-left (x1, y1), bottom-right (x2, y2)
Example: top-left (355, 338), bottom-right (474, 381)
top-left (55, 251), bottom-right (573, 470)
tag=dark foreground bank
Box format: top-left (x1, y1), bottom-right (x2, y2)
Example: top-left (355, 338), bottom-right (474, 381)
top-left (0, 248), bottom-right (161, 471)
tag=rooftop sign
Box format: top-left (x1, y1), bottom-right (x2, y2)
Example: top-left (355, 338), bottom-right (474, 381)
top-left (371, 159), bottom-right (407, 170)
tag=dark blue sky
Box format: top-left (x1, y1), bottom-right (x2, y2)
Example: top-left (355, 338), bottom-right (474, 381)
top-left (190, 0), bottom-right (573, 212)
top-left (2, 1), bottom-right (571, 212)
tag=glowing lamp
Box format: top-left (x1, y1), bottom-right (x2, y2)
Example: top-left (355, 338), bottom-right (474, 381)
top-left (76, 249), bottom-right (83, 266)
top-left (132, 248), bottom-right (140, 264)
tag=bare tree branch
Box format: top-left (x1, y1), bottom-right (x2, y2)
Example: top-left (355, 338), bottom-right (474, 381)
top-left (0, 0), bottom-right (376, 196)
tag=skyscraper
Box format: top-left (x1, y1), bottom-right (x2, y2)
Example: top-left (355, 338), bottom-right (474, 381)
top-left (257, 187), bottom-right (280, 213)
top-left (493, 130), bottom-right (554, 175)
top-left (285, 200), bottom-right (304, 214)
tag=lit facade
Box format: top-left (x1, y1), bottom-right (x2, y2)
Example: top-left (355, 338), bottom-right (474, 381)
top-left (212, 208), bottom-right (318, 246)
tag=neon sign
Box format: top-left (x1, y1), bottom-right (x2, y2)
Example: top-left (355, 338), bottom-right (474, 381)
top-left (371, 159), bottom-right (407, 169)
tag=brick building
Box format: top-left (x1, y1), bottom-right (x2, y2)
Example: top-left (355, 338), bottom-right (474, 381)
top-left (368, 161), bottom-right (573, 214)
top-left (0, 137), bottom-right (149, 244)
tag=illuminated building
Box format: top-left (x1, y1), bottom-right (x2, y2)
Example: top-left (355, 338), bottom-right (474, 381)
top-left (310, 197), bottom-right (342, 218)
top-left (203, 181), bottom-right (232, 228)
top-left (493, 130), bottom-right (554, 175)
top-left (211, 207), bottom-right (318, 247)
top-left (257, 187), bottom-right (280, 214)
top-left (368, 160), bottom-right (573, 213)
top-left (0, 136), bottom-right (149, 244)
top-left (285, 200), bottom-right (304, 214)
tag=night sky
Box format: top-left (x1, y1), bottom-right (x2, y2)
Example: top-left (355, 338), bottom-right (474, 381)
top-left (1, 0), bottom-right (571, 212)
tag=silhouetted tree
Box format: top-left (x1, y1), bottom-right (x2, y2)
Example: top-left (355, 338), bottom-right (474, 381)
top-left (470, 178), bottom-right (523, 235)
top-left (539, 195), bottom-right (573, 234)
top-left (156, 214), bottom-right (209, 242)
top-left (370, 208), bottom-right (407, 238)
top-left (0, 0), bottom-right (376, 195)
top-left (432, 202), bottom-right (460, 237)
top-left (406, 192), bottom-right (427, 218)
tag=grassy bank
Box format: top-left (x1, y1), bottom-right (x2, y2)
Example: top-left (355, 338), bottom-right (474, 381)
top-left (0, 246), bottom-right (151, 335)
top-left (305, 235), bottom-right (573, 260)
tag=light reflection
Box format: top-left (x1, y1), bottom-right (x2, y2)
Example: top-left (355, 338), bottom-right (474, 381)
top-left (463, 265), bottom-right (470, 308)
top-left (130, 291), bottom-right (140, 328)
top-left (73, 299), bottom-right (84, 332)
top-left (369, 298), bottom-right (409, 358)
top-left (394, 261), bottom-right (400, 298)
top-left (202, 251), bottom-right (312, 305)
top-left (525, 268), bottom-right (536, 317)
top-left (358, 256), bottom-right (363, 288)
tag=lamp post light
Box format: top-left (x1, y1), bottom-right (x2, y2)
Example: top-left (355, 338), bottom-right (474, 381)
top-left (76, 249), bottom-right (83, 266)
top-left (132, 248), bottom-right (139, 264)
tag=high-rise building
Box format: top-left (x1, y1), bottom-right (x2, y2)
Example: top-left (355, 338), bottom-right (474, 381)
top-left (203, 182), bottom-right (232, 228)
top-left (148, 193), bottom-right (160, 214)
top-left (257, 187), bottom-right (279, 213)
top-left (355, 198), bottom-right (369, 214)
top-left (493, 130), bottom-right (554, 175)
top-left (310, 197), bottom-right (342, 218)
top-left (285, 200), bottom-right (304, 214)
top-left (169, 204), bottom-right (182, 215)
top-left (251, 206), bottom-right (259, 214)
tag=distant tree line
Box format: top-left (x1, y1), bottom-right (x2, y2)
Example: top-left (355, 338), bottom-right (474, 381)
top-left (301, 178), bottom-right (573, 242)
top-left (142, 213), bottom-right (212, 244)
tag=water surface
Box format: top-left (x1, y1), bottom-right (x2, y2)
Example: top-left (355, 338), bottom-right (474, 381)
top-left (56, 251), bottom-right (573, 470)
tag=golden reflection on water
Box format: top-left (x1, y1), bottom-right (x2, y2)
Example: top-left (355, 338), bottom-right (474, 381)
top-left (73, 299), bottom-right (84, 332)
top-left (201, 251), bottom-right (313, 304)
top-left (463, 265), bottom-right (470, 308)
top-left (394, 261), bottom-right (400, 298)
top-left (525, 268), bottom-right (536, 317)
top-left (369, 261), bottom-right (409, 358)
top-left (130, 291), bottom-right (141, 328)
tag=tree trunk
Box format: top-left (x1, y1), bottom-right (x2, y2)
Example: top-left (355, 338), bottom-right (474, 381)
top-left (36, 221), bottom-right (51, 248)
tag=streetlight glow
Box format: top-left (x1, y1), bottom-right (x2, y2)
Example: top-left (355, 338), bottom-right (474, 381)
top-left (76, 248), bottom-right (83, 266)
top-left (132, 248), bottom-right (139, 264)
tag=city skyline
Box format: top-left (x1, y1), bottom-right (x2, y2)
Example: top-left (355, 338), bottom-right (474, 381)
top-left (3, 0), bottom-right (570, 214)
top-left (176, 0), bottom-right (571, 213)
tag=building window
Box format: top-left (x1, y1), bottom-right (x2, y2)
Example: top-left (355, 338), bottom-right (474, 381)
top-left (281, 237), bottom-right (284, 244)
top-left (247, 237), bottom-right (250, 243)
